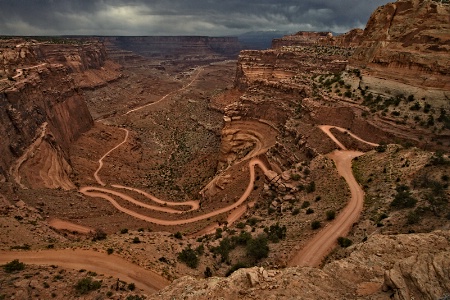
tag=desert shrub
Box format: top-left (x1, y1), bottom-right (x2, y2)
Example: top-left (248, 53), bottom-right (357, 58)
top-left (212, 237), bottom-right (234, 262)
top-left (301, 201), bottom-right (310, 209)
top-left (306, 208), bottom-right (314, 214)
top-left (174, 232), bottom-right (183, 239)
top-left (292, 208), bottom-right (300, 215)
top-left (178, 247), bottom-right (199, 269)
top-left (391, 185), bottom-right (417, 209)
top-left (92, 229), bottom-right (107, 241)
top-left (128, 283), bottom-right (136, 291)
top-left (264, 223), bottom-right (287, 243)
top-left (246, 218), bottom-right (260, 226)
top-left (246, 235), bottom-right (269, 261)
top-left (306, 182), bottom-right (316, 193)
top-left (375, 143), bottom-right (387, 153)
top-left (236, 222), bottom-right (246, 229)
top-left (232, 231), bottom-right (252, 245)
top-left (120, 228), bottom-right (128, 234)
top-left (326, 210), bottom-right (336, 220)
top-left (406, 211), bottom-right (420, 224)
top-left (337, 237), bottom-right (353, 248)
top-left (106, 248), bottom-right (114, 255)
top-left (132, 237), bottom-right (141, 244)
top-left (204, 266), bottom-right (213, 278)
top-left (3, 259), bottom-right (25, 273)
top-left (290, 173), bottom-right (301, 181)
top-left (311, 220), bottom-right (321, 230)
top-left (74, 277), bottom-right (101, 295)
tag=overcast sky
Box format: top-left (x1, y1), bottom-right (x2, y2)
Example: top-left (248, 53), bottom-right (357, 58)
top-left (0, 0), bottom-right (392, 36)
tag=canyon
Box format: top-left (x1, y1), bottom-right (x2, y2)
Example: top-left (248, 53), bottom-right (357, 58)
top-left (0, 0), bottom-right (449, 299)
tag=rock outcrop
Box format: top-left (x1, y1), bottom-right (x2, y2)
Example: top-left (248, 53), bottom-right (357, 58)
top-left (350, 0), bottom-right (450, 106)
top-left (150, 230), bottom-right (450, 300)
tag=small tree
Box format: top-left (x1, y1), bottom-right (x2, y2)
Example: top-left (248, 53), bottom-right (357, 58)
top-left (326, 210), bottom-right (336, 220)
top-left (178, 247), bottom-right (199, 269)
top-left (246, 235), bottom-right (269, 262)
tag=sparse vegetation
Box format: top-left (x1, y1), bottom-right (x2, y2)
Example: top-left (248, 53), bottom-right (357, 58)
top-left (178, 247), bottom-right (199, 268)
top-left (311, 221), bottom-right (321, 230)
top-left (74, 277), bottom-right (102, 295)
top-left (3, 259), bottom-right (25, 273)
top-left (337, 237), bottom-right (352, 248)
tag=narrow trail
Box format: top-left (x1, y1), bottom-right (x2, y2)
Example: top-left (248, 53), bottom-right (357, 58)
top-left (288, 125), bottom-right (378, 267)
top-left (0, 249), bottom-right (169, 294)
top-left (124, 67), bottom-right (203, 115)
top-left (93, 128), bottom-right (129, 186)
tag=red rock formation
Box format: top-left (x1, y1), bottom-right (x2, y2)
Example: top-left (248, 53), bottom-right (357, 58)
top-left (350, 0), bottom-right (450, 104)
top-left (0, 39), bottom-right (118, 189)
top-left (271, 31), bottom-right (333, 49)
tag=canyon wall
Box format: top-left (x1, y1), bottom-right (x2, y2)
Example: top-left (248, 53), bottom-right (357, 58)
top-left (350, 0), bottom-right (450, 106)
top-left (100, 36), bottom-right (242, 60)
top-left (0, 39), bottom-right (118, 188)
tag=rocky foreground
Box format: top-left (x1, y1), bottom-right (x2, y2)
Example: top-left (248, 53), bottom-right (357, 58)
top-left (151, 230), bottom-right (450, 300)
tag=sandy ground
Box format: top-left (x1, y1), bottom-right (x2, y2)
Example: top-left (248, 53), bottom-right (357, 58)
top-left (0, 249), bottom-right (169, 294)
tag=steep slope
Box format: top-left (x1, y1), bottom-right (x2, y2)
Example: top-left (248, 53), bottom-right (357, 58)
top-left (0, 38), bottom-right (119, 189)
top-left (350, 0), bottom-right (450, 106)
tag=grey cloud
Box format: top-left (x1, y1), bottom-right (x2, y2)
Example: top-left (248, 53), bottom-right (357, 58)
top-left (0, 0), bottom-right (392, 36)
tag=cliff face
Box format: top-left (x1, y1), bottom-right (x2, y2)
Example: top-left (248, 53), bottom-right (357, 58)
top-left (350, 0), bottom-right (450, 105)
top-left (0, 39), bottom-right (115, 188)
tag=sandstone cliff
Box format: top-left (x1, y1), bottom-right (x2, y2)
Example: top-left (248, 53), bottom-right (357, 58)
top-left (350, 0), bottom-right (450, 106)
top-left (150, 230), bottom-right (450, 300)
top-left (0, 39), bottom-right (118, 188)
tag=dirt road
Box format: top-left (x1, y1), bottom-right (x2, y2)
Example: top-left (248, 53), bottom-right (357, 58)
top-left (288, 125), bottom-right (377, 267)
top-left (79, 158), bottom-right (272, 226)
top-left (124, 67), bottom-right (203, 115)
top-left (0, 249), bottom-right (169, 294)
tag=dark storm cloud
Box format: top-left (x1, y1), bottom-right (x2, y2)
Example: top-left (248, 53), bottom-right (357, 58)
top-left (0, 0), bottom-right (392, 36)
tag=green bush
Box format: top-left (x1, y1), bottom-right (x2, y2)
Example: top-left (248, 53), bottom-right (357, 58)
top-left (290, 173), bottom-right (301, 181)
top-left (128, 283), bottom-right (136, 291)
top-left (337, 237), bottom-right (352, 248)
top-left (264, 223), bottom-right (287, 243)
top-left (3, 259), bottom-right (25, 273)
top-left (391, 185), bottom-right (417, 209)
top-left (74, 277), bottom-right (101, 295)
top-left (92, 229), bottom-right (107, 241)
top-left (132, 237), bottom-right (141, 244)
top-left (120, 228), bottom-right (128, 234)
top-left (311, 221), bottom-right (321, 230)
top-left (178, 247), bottom-right (199, 268)
top-left (107, 248), bottom-right (114, 255)
top-left (301, 201), bottom-right (310, 209)
top-left (326, 210), bottom-right (336, 220)
top-left (246, 235), bottom-right (269, 262)
top-left (174, 232), bottom-right (183, 239)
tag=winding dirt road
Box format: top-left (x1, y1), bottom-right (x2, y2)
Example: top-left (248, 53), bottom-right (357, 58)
top-left (288, 125), bottom-right (378, 267)
top-left (0, 249), bottom-right (169, 294)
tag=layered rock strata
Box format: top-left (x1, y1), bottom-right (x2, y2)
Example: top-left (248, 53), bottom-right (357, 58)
top-left (350, 0), bottom-right (450, 106)
top-left (0, 39), bottom-right (117, 188)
